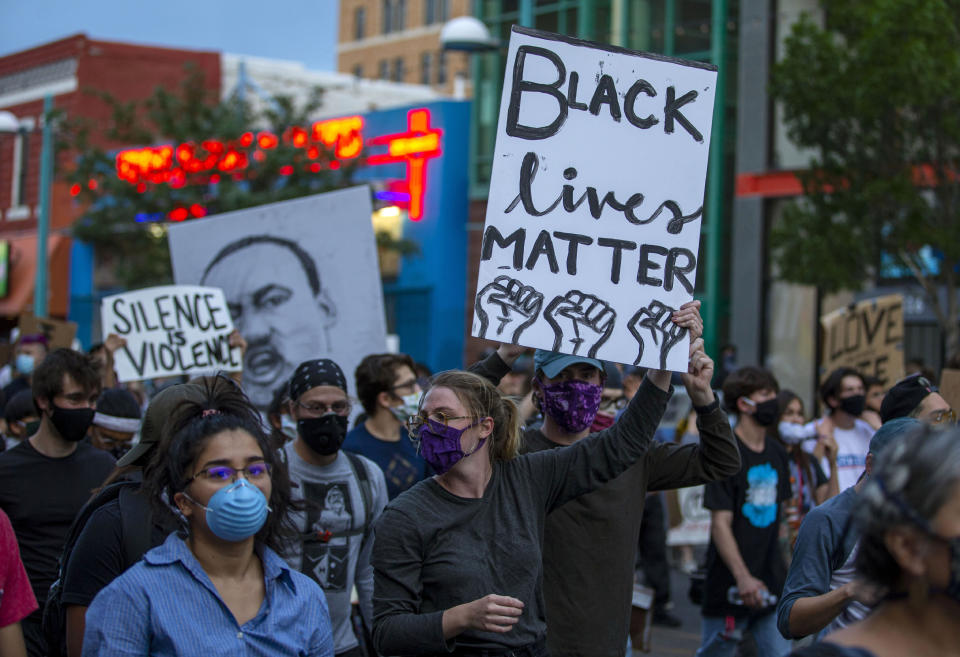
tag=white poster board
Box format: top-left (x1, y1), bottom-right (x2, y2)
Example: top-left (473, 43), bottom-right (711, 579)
top-left (471, 27), bottom-right (717, 371)
top-left (101, 285), bottom-right (240, 382)
top-left (666, 485), bottom-right (711, 546)
top-left (168, 187), bottom-right (387, 407)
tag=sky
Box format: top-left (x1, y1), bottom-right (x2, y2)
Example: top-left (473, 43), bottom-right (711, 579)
top-left (0, 0), bottom-right (340, 70)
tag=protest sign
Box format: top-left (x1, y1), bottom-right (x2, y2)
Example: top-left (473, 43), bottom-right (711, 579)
top-left (939, 369), bottom-right (960, 414)
top-left (471, 26), bottom-right (717, 371)
top-left (819, 294), bottom-right (904, 387)
top-left (666, 485), bottom-right (711, 547)
top-left (101, 285), bottom-right (240, 382)
top-left (168, 187), bottom-right (387, 408)
top-left (18, 312), bottom-right (76, 349)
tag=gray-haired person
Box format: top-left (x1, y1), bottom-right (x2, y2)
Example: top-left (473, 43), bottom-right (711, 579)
top-left (790, 425), bottom-right (960, 657)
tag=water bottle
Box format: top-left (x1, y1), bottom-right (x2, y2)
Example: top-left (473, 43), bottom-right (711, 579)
top-left (727, 585), bottom-right (777, 607)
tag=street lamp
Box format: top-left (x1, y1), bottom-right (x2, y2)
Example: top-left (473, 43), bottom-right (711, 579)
top-left (0, 96), bottom-right (54, 318)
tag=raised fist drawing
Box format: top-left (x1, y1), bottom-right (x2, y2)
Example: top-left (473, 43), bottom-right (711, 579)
top-left (544, 290), bottom-right (616, 358)
top-left (628, 301), bottom-right (688, 368)
top-left (474, 276), bottom-right (544, 343)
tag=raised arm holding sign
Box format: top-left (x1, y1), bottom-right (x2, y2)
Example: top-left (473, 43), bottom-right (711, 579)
top-left (472, 27), bottom-right (717, 372)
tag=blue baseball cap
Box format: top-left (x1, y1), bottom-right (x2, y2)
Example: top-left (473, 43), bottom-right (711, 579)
top-left (533, 349), bottom-right (603, 379)
top-left (869, 417), bottom-right (922, 458)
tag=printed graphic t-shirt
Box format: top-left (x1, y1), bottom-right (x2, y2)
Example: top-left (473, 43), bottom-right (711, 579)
top-left (703, 435), bottom-right (792, 618)
top-left (282, 444), bottom-right (388, 654)
top-left (825, 419), bottom-right (874, 492)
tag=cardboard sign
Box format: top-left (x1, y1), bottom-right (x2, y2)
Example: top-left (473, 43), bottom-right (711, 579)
top-left (18, 312), bottom-right (77, 350)
top-left (819, 294), bottom-right (904, 387)
top-left (471, 26), bottom-right (717, 371)
top-left (101, 285), bottom-right (240, 382)
top-left (939, 369), bottom-right (960, 413)
top-left (167, 187), bottom-right (388, 408)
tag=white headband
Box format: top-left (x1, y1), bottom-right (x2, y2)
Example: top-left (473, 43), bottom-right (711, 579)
top-left (93, 412), bottom-right (141, 433)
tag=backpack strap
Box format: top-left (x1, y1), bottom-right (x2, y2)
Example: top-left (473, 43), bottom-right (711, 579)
top-left (344, 451), bottom-right (374, 541)
top-left (118, 486), bottom-right (154, 568)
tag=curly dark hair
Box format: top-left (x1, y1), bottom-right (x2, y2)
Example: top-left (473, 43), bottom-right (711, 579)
top-left (142, 375), bottom-right (295, 552)
top-left (355, 353), bottom-right (418, 415)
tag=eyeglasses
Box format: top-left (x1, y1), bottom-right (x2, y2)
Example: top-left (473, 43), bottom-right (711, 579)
top-left (192, 462), bottom-right (272, 483)
top-left (405, 411), bottom-right (475, 438)
top-left (928, 408), bottom-right (956, 425)
top-left (390, 378), bottom-right (419, 393)
top-left (600, 395), bottom-right (627, 411)
top-left (294, 399), bottom-right (352, 416)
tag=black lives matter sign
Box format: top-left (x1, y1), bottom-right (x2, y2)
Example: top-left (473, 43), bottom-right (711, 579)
top-left (101, 285), bottom-right (241, 382)
top-left (471, 27), bottom-right (717, 371)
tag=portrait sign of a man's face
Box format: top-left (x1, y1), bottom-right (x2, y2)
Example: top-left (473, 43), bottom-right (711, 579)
top-left (201, 236), bottom-right (337, 407)
top-left (168, 188), bottom-right (388, 409)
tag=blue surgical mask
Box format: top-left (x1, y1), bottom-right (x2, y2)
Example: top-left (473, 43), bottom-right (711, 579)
top-left (185, 479), bottom-right (270, 542)
top-left (15, 353), bottom-right (34, 376)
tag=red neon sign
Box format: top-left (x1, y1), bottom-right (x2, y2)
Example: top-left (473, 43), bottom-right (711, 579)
top-left (367, 109), bottom-right (441, 221)
top-left (102, 109), bottom-right (442, 222)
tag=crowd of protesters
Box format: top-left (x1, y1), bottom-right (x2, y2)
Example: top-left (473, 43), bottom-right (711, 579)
top-left (0, 309), bottom-right (956, 657)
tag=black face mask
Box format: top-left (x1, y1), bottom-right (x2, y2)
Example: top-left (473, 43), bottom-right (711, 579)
top-left (49, 405), bottom-right (95, 443)
top-left (839, 394), bottom-right (866, 416)
top-left (751, 398), bottom-right (780, 427)
top-left (297, 414), bottom-right (348, 455)
top-left (109, 444), bottom-right (132, 460)
top-left (24, 420), bottom-right (41, 437)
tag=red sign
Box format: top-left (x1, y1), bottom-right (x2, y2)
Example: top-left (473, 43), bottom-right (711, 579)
top-left (77, 109), bottom-right (443, 222)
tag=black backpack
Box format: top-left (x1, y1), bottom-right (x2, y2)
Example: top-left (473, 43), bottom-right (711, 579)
top-left (42, 480), bottom-right (153, 657)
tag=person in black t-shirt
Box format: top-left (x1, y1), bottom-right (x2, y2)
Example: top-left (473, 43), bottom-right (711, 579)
top-left (697, 366), bottom-right (793, 657)
top-left (0, 349), bottom-right (114, 657)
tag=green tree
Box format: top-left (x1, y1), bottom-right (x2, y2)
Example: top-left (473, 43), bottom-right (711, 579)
top-left (65, 66), bottom-right (366, 288)
top-left (769, 0), bottom-right (960, 358)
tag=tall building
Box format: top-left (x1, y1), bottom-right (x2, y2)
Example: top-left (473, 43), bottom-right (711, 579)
top-left (337, 0), bottom-right (474, 96)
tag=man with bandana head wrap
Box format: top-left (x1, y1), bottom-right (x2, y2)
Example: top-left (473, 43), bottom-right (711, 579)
top-left (280, 359), bottom-right (388, 657)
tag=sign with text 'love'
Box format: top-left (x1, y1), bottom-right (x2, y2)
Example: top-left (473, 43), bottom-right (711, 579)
top-left (471, 26), bottom-right (717, 371)
top-left (101, 285), bottom-right (241, 382)
top-left (819, 294), bottom-right (904, 387)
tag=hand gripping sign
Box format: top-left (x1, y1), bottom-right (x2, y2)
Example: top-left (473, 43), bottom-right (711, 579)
top-left (101, 285), bottom-right (241, 382)
top-left (471, 26), bottom-right (717, 371)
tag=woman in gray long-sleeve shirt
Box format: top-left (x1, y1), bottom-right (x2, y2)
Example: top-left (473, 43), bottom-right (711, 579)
top-left (372, 345), bottom-right (713, 657)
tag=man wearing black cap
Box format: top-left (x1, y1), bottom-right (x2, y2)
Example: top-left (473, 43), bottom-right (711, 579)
top-left (282, 359), bottom-right (388, 657)
top-left (880, 373), bottom-right (954, 425)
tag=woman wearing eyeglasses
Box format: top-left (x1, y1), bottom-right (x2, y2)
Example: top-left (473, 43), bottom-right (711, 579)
top-left (371, 340), bottom-right (713, 657)
top-left (81, 379), bottom-right (334, 657)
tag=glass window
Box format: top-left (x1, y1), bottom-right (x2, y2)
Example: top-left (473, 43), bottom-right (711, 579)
top-left (437, 51), bottom-right (447, 84)
top-left (379, 59), bottom-right (390, 79)
top-left (425, 0), bottom-right (437, 23)
top-left (353, 63), bottom-right (364, 78)
top-left (382, 0), bottom-right (392, 32)
top-left (355, 7), bottom-right (366, 39)
top-left (393, 57), bottom-right (406, 82)
top-left (421, 52), bottom-right (433, 84)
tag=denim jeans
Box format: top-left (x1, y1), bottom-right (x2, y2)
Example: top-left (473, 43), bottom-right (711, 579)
top-left (697, 610), bottom-right (792, 657)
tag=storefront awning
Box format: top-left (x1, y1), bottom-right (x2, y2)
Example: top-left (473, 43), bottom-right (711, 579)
top-left (0, 234), bottom-right (70, 318)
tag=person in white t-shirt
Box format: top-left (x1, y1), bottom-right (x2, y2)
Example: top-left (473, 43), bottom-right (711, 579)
top-left (811, 368), bottom-right (875, 492)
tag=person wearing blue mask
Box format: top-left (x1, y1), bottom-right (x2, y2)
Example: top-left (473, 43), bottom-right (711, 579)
top-left (1, 334), bottom-right (48, 405)
top-left (82, 379), bottom-right (333, 657)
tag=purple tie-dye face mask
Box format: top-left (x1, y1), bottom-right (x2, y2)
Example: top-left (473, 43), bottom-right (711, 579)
top-left (416, 418), bottom-right (485, 475)
top-left (539, 379), bottom-right (603, 433)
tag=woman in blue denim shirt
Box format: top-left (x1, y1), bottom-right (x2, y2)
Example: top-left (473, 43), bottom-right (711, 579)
top-left (82, 378), bottom-right (334, 657)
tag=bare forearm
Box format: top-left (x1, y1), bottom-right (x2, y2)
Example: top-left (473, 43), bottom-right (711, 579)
top-left (789, 586), bottom-right (853, 638)
top-left (712, 520), bottom-right (750, 581)
top-left (0, 622), bottom-right (28, 657)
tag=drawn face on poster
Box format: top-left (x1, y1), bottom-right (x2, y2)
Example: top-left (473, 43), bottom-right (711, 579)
top-left (200, 237), bottom-right (337, 405)
top-left (168, 188), bottom-right (388, 408)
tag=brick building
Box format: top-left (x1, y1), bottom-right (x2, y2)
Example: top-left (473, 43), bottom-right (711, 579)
top-left (0, 35), bottom-right (220, 321)
top-left (338, 0), bottom-right (474, 96)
